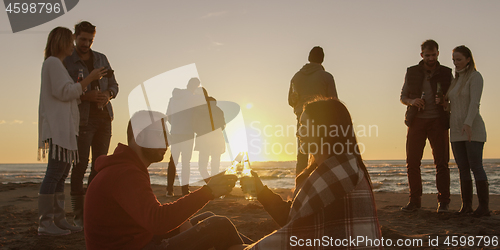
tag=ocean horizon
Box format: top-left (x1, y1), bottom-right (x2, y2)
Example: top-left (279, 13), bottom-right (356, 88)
top-left (1, 159), bottom-right (499, 195)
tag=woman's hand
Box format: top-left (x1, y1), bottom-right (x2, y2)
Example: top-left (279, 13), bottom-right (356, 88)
top-left (240, 171), bottom-right (265, 195)
top-left (78, 67), bottom-right (108, 91)
top-left (461, 124), bottom-right (472, 142)
top-left (88, 67), bottom-right (107, 81)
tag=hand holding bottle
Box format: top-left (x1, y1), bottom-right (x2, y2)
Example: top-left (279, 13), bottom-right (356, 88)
top-left (240, 171), bottom-right (265, 198)
top-left (207, 174), bottom-right (238, 198)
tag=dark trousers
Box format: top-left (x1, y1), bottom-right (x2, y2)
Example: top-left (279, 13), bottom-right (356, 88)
top-left (70, 116), bottom-right (112, 195)
top-left (143, 212), bottom-right (245, 250)
top-left (166, 155), bottom-right (176, 192)
top-left (406, 117), bottom-right (450, 203)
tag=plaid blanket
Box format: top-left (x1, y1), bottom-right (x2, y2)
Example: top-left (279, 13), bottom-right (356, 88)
top-left (248, 154), bottom-right (382, 249)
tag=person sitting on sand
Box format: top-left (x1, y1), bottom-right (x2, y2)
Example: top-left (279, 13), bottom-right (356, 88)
top-left (241, 98), bottom-right (382, 249)
top-left (84, 110), bottom-right (248, 250)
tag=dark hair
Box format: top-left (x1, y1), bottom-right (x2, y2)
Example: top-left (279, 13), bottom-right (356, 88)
top-left (421, 39), bottom-right (438, 51)
top-left (44, 27), bottom-right (73, 60)
top-left (187, 77), bottom-right (201, 93)
top-left (301, 97), bottom-right (372, 184)
top-left (308, 46), bottom-right (324, 64)
top-left (75, 21), bottom-right (96, 37)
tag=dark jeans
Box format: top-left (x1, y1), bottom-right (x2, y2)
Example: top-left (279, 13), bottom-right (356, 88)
top-left (71, 116), bottom-right (111, 195)
top-left (451, 141), bottom-right (487, 182)
top-left (166, 155), bottom-right (176, 192)
top-left (406, 117), bottom-right (450, 203)
top-left (143, 212), bottom-right (244, 250)
top-left (39, 150), bottom-right (72, 194)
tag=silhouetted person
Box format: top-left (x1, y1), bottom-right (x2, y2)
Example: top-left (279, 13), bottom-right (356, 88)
top-left (166, 78), bottom-right (205, 196)
top-left (288, 46), bottom-right (337, 175)
top-left (193, 96), bottom-right (226, 181)
top-left (400, 39), bottom-right (452, 213)
top-left (84, 110), bottom-right (246, 250)
top-left (241, 98), bottom-right (381, 249)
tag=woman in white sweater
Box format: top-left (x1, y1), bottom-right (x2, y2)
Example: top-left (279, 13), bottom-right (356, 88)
top-left (38, 27), bottom-right (105, 235)
top-left (445, 45), bottom-right (489, 217)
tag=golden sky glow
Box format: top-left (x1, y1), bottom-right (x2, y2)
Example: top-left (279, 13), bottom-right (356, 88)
top-left (1, 1), bottom-right (499, 163)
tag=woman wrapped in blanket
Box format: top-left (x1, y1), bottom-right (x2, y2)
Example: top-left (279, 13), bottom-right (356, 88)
top-left (241, 97), bottom-right (382, 249)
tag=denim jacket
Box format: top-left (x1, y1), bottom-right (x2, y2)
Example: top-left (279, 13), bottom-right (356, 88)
top-left (64, 49), bottom-right (119, 126)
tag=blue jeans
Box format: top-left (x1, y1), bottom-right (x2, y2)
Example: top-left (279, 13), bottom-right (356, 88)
top-left (70, 116), bottom-right (111, 195)
top-left (39, 150), bottom-right (72, 194)
top-left (451, 141), bottom-right (487, 182)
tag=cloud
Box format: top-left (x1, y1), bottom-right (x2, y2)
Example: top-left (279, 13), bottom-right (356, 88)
top-left (11, 120), bottom-right (23, 124)
top-left (200, 11), bottom-right (227, 19)
top-left (0, 120), bottom-right (5, 125)
top-left (212, 41), bottom-right (224, 46)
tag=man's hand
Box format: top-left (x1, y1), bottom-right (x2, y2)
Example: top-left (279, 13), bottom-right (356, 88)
top-left (207, 174), bottom-right (237, 197)
top-left (98, 90), bottom-right (112, 107)
top-left (409, 98), bottom-right (425, 109)
top-left (81, 90), bottom-right (107, 103)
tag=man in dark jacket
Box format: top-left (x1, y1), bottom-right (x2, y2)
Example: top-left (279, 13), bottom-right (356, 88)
top-left (400, 40), bottom-right (453, 213)
top-left (288, 46), bottom-right (338, 175)
top-left (84, 110), bottom-right (245, 250)
top-left (64, 21), bottom-right (119, 227)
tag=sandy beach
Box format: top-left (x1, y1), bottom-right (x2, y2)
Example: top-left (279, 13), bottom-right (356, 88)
top-left (1, 182), bottom-right (499, 249)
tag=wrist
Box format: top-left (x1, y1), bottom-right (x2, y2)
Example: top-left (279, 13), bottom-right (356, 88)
top-left (203, 185), bottom-right (216, 200)
top-left (256, 185), bottom-right (268, 197)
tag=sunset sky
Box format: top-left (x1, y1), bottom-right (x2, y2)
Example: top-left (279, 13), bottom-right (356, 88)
top-left (1, 0), bottom-right (499, 163)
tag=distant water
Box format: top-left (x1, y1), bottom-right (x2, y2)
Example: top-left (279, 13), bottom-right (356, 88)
top-left (1, 159), bottom-right (499, 195)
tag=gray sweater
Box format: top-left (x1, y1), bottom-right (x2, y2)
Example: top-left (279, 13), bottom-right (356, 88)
top-left (448, 70), bottom-right (487, 142)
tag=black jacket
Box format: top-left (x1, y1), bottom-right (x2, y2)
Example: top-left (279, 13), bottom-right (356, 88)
top-left (401, 60), bottom-right (453, 127)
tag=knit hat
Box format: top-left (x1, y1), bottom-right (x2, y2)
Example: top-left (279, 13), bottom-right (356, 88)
top-left (308, 46), bottom-right (324, 64)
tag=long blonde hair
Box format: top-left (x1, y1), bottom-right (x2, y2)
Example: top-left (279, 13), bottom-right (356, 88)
top-left (446, 45), bottom-right (477, 98)
top-left (44, 27), bottom-right (73, 60)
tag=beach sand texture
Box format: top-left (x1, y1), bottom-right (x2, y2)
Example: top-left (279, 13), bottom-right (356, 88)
top-left (1, 183), bottom-right (499, 249)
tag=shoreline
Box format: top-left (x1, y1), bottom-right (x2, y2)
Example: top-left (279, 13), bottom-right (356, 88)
top-left (1, 182), bottom-right (499, 249)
